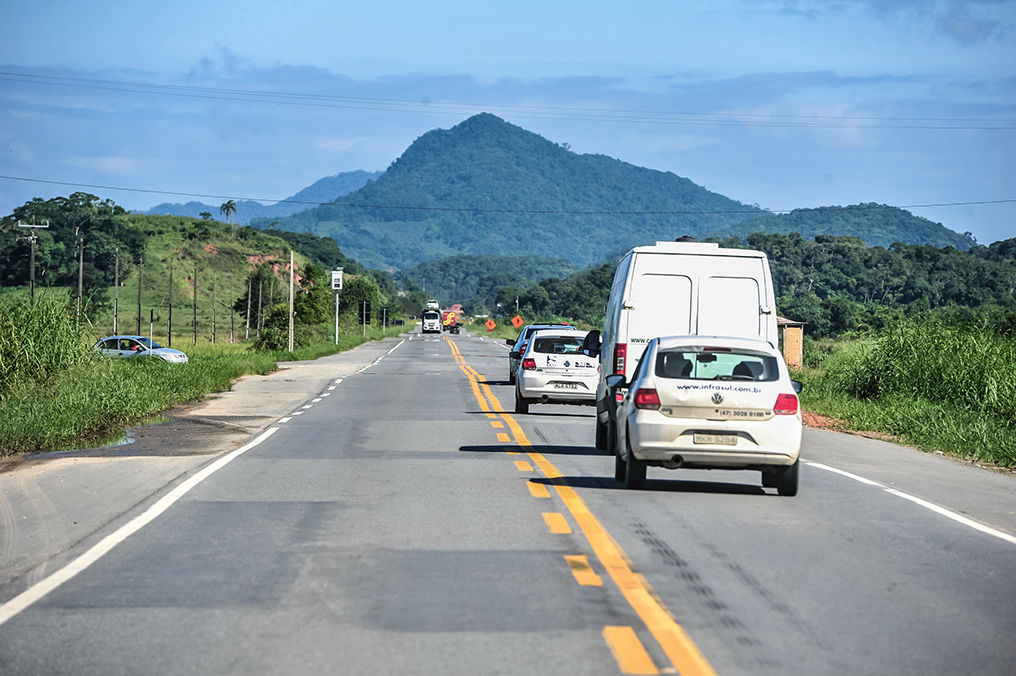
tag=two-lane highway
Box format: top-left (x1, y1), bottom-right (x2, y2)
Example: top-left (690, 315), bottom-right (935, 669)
top-left (1, 330), bottom-right (1014, 675)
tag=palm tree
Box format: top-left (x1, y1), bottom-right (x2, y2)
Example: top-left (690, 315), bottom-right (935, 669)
top-left (219, 200), bottom-right (236, 224)
top-left (220, 200), bottom-right (237, 237)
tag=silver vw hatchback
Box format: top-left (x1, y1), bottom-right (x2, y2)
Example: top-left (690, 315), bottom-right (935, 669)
top-left (609, 336), bottom-right (802, 494)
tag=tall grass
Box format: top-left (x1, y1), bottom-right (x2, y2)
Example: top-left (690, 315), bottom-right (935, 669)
top-left (798, 320), bottom-right (1016, 467)
top-left (0, 299), bottom-right (408, 456)
top-left (0, 292), bottom-right (96, 396)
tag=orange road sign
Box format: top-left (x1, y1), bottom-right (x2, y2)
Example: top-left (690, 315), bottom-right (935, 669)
top-left (511, 314), bottom-right (524, 329)
top-left (485, 319), bottom-right (496, 332)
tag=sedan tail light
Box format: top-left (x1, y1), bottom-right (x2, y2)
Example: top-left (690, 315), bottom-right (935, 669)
top-left (521, 358), bottom-right (537, 370)
top-left (774, 393), bottom-right (799, 415)
top-left (634, 388), bottom-right (661, 410)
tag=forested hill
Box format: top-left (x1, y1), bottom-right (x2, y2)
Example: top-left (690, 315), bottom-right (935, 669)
top-left (255, 113), bottom-right (761, 270)
top-left (144, 170), bottom-right (383, 224)
top-left (714, 204), bottom-right (976, 250)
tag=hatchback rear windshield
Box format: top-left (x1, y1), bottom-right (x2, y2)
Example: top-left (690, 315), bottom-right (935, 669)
top-left (655, 349), bottom-right (779, 382)
top-left (533, 336), bottom-right (584, 354)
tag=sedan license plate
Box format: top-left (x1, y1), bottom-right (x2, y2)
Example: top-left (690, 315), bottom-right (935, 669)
top-left (693, 433), bottom-right (738, 446)
top-left (553, 382), bottom-right (579, 390)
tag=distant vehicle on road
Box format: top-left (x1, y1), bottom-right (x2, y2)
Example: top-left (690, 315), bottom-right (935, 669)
top-left (93, 335), bottom-right (189, 364)
top-left (425, 299), bottom-right (440, 310)
top-left (422, 310), bottom-right (442, 333)
top-left (514, 329), bottom-right (598, 414)
top-left (448, 323), bottom-right (460, 334)
top-left (505, 323), bottom-right (578, 384)
top-left (608, 336), bottom-right (801, 494)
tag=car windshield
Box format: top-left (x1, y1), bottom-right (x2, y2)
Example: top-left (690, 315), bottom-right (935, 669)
top-left (655, 348), bottom-right (778, 382)
top-left (135, 337), bottom-right (163, 349)
top-left (533, 336), bottom-right (584, 354)
top-left (423, 311), bottom-right (440, 320)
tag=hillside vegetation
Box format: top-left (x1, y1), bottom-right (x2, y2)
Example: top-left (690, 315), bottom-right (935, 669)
top-left (715, 204), bottom-right (976, 250)
top-left (257, 113), bottom-right (760, 269)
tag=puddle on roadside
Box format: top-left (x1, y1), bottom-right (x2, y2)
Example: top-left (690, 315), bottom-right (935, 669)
top-left (51, 415), bottom-right (172, 454)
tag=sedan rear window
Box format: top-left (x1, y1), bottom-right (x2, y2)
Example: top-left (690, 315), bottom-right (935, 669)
top-left (533, 336), bottom-right (584, 354)
top-left (655, 349), bottom-right (779, 382)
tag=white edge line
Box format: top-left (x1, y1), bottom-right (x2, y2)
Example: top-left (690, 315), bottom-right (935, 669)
top-left (0, 426), bottom-right (280, 629)
top-left (312, 398), bottom-right (322, 403)
top-left (807, 461), bottom-right (1016, 546)
top-left (320, 393), bottom-right (330, 397)
top-left (278, 416), bottom-right (292, 423)
top-left (805, 461), bottom-right (885, 487)
top-left (884, 488), bottom-right (1016, 546)
top-left (301, 404), bottom-right (313, 409)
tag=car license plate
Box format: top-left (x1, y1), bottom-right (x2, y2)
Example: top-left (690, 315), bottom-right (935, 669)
top-left (693, 433), bottom-right (737, 445)
top-left (553, 382), bottom-right (579, 390)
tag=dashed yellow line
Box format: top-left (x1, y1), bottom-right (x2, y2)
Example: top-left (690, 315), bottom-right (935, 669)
top-left (603, 626), bottom-right (660, 675)
top-left (446, 336), bottom-right (717, 676)
top-left (527, 480), bottom-right (551, 498)
top-left (514, 460), bottom-right (534, 472)
top-left (565, 555), bottom-right (604, 586)
top-left (542, 512), bottom-right (572, 534)
top-left (497, 432), bottom-right (511, 443)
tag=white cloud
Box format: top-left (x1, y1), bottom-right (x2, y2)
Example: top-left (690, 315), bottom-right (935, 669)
top-left (62, 156), bottom-right (147, 175)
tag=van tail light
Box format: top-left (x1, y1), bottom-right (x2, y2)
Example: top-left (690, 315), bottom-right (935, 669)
top-left (521, 358), bottom-right (537, 370)
top-left (634, 388), bottom-right (661, 410)
top-left (774, 393), bottom-right (799, 415)
top-left (613, 343), bottom-right (627, 375)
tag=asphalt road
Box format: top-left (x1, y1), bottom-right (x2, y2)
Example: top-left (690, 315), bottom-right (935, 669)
top-left (1, 329), bottom-right (1014, 675)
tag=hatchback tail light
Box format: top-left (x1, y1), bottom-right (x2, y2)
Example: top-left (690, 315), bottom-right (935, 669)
top-left (634, 388), bottom-right (661, 410)
top-left (613, 343), bottom-right (627, 375)
top-left (774, 393), bottom-right (799, 415)
top-left (521, 358), bottom-right (537, 371)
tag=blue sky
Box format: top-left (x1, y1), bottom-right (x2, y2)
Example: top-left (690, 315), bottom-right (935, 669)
top-left (1, 0), bottom-right (1014, 245)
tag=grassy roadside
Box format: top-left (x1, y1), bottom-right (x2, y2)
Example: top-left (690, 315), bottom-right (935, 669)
top-left (794, 322), bottom-right (1016, 469)
top-left (0, 294), bottom-right (406, 456)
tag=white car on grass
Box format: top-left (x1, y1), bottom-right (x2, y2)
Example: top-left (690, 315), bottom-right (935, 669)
top-left (608, 336), bottom-right (802, 494)
top-left (93, 335), bottom-right (189, 364)
top-left (514, 330), bottom-right (599, 414)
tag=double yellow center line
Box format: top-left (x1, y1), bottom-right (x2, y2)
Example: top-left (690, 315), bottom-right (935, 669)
top-left (446, 337), bottom-right (716, 676)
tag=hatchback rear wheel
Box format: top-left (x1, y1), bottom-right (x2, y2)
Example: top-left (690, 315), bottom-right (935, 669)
top-left (514, 390), bottom-right (530, 414)
top-left (776, 460), bottom-right (799, 496)
top-left (623, 432), bottom-right (646, 490)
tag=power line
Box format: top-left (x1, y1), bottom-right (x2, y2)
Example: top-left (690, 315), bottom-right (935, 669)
top-left (1, 70), bottom-right (1014, 131)
top-left (2, 174), bottom-right (1013, 216)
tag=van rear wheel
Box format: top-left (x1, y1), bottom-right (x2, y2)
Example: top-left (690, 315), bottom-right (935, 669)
top-left (614, 449), bottom-right (626, 482)
top-left (595, 419), bottom-right (608, 450)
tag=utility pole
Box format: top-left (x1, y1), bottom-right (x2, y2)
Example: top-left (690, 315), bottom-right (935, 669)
top-left (245, 278), bottom-right (251, 341)
top-left (113, 248), bottom-right (119, 334)
top-left (77, 227), bottom-right (84, 321)
top-left (211, 273), bottom-right (217, 344)
top-left (168, 260), bottom-right (173, 347)
top-left (192, 263), bottom-right (198, 346)
top-left (135, 255), bottom-right (143, 335)
top-left (256, 280), bottom-right (263, 338)
top-left (17, 220), bottom-right (48, 304)
top-left (229, 272), bottom-right (235, 343)
top-left (287, 249), bottom-right (295, 352)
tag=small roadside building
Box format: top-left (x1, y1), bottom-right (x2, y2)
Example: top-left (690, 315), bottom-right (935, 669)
top-left (777, 316), bottom-right (805, 370)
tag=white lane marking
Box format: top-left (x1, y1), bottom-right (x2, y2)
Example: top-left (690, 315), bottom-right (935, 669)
top-left (278, 417), bottom-right (292, 424)
top-left (320, 393), bottom-right (330, 397)
top-left (805, 461), bottom-right (884, 487)
top-left (328, 385), bottom-right (336, 391)
top-left (884, 488), bottom-right (1016, 546)
top-left (312, 398), bottom-right (322, 403)
top-left (0, 427), bottom-right (279, 628)
top-left (333, 379), bottom-right (343, 384)
top-left (301, 405), bottom-right (313, 410)
top-left (292, 411), bottom-right (303, 416)
top-left (806, 461), bottom-right (1016, 546)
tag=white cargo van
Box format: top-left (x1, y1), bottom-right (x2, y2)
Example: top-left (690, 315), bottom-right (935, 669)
top-left (588, 240), bottom-right (778, 449)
